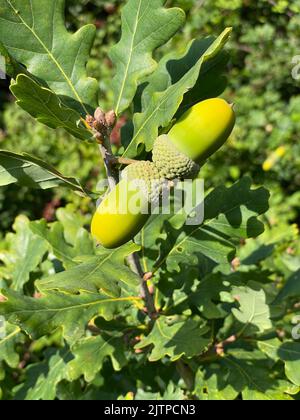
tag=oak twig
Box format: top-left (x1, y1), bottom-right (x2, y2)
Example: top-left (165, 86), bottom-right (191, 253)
top-left (127, 252), bottom-right (157, 319)
top-left (87, 108), bottom-right (157, 320)
top-left (111, 156), bottom-right (139, 166)
top-left (98, 140), bottom-right (118, 191)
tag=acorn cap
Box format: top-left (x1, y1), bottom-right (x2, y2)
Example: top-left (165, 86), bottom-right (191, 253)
top-left (122, 161), bottom-right (164, 205)
top-left (152, 135), bottom-right (200, 180)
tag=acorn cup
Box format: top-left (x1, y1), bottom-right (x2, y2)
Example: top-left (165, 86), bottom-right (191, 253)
top-left (91, 98), bottom-right (236, 249)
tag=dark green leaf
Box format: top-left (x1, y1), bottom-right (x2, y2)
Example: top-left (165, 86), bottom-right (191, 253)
top-left (110, 0), bottom-right (185, 115)
top-left (0, 323), bottom-right (20, 368)
top-left (11, 75), bottom-right (92, 141)
top-left (0, 215), bottom-right (48, 291)
top-left (30, 219), bottom-right (95, 270)
top-left (0, 150), bottom-right (90, 196)
top-left (135, 316), bottom-right (210, 361)
top-left (141, 37), bottom-right (229, 116)
top-left (258, 339), bottom-right (300, 386)
top-left (123, 28), bottom-right (231, 157)
top-left (0, 0), bottom-right (98, 114)
top-left (37, 243), bottom-right (141, 298)
top-left (0, 289), bottom-right (141, 341)
top-left (68, 332), bottom-right (127, 382)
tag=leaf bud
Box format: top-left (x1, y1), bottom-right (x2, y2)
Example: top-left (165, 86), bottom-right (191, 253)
top-left (94, 107), bottom-right (106, 125)
top-left (105, 110), bottom-right (117, 128)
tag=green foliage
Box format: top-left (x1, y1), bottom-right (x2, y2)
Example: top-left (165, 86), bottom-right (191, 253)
top-left (0, 0), bottom-right (99, 114)
top-left (0, 0), bottom-right (299, 402)
top-left (124, 28), bottom-right (231, 157)
top-left (0, 215), bottom-right (48, 291)
top-left (11, 75), bottom-right (92, 141)
top-left (110, 0), bottom-right (186, 115)
top-left (0, 149), bottom-right (90, 195)
top-left (135, 317), bottom-right (210, 361)
top-left (178, 0), bottom-right (300, 200)
top-left (0, 103), bottom-right (101, 230)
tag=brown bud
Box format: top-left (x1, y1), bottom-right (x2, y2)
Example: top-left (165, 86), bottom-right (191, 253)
top-left (143, 272), bottom-right (153, 282)
top-left (85, 115), bottom-right (94, 127)
top-left (231, 257), bottom-right (240, 272)
top-left (105, 110), bottom-right (117, 128)
top-left (277, 329), bottom-right (286, 339)
top-left (93, 119), bottom-right (105, 132)
top-left (94, 108), bottom-right (106, 125)
top-left (216, 346), bottom-right (225, 357)
top-left (148, 285), bottom-right (155, 295)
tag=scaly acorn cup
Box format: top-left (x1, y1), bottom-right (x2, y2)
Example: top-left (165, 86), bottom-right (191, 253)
top-left (91, 162), bottom-right (163, 249)
top-left (152, 135), bottom-right (200, 180)
top-left (166, 98), bottom-right (236, 164)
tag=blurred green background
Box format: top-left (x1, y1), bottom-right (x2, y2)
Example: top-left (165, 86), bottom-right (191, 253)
top-left (1, 0), bottom-right (300, 401)
top-left (0, 0), bottom-right (299, 236)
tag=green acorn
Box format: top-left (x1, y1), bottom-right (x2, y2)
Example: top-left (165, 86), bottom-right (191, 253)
top-left (91, 161), bottom-right (163, 249)
top-left (152, 135), bottom-right (200, 180)
top-left (167, 98), bottom-right (236, 164)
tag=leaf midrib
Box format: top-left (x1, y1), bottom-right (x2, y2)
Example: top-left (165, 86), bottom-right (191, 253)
top-left (0, 151), bottom-right (84, 192)
top-left (0, 326), bottom-right (20, 345)
top-left (224, 356), bottom-right (273, 400)
top-left (5, 0), bottom-right (87, 114)
top-left (122, 29), bottom-right (230, 157)
top-left (115, 0), bottom-right (143, 115)
top-left (4, 295), bottom-right (141, 315)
